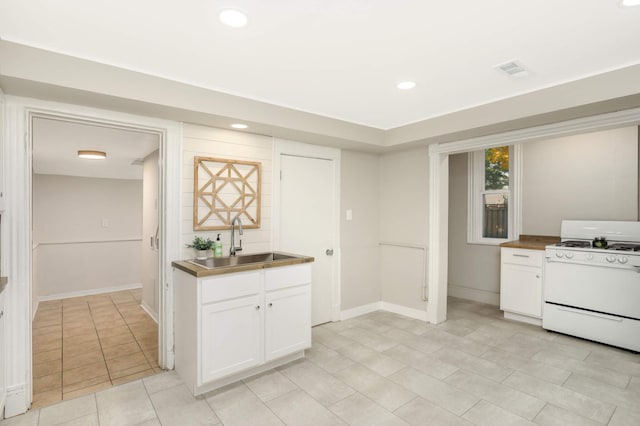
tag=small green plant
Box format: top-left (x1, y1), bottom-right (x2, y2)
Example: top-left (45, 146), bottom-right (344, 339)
top-left (186, 236), bottom-right (214, 251)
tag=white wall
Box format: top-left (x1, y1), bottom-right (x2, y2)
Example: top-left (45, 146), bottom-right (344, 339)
top-left (522, 126), bottom-right (638, 235)
top-left (379, 148), bottom-right (429, 312)
top-left (448, 153), bottom-right (501, 305)
top-left (33, 174), bottom-right (143, 299)
top-left (181, 124), bottom-right (273, 259)
top-left (340, 151), bottom-right (380, 310)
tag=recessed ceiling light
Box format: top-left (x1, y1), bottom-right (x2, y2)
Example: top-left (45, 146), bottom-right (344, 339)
top-left (397, 81), bottom-right (417, 90)
top-left (621, 0), bottom-right (640, 7)
top-left (78, 150), bottom-right (107, 160)
top-left (231, 123), bottom-right (248, 129)
top-left (219, 9), bottom-right (248, 28)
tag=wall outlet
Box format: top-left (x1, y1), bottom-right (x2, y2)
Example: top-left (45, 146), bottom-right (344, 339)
top-left (101, 218), bottom-right (109, 228)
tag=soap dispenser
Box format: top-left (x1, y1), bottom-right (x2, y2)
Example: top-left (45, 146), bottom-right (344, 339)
top-left (213, 234), bottom-right (223, 257)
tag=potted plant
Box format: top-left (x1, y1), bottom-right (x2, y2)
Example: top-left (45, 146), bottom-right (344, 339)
top-left (187, 236), bottom-right (214, 260)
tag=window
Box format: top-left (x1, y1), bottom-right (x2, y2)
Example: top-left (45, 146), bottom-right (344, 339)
top-left (467, 145), bottom-right (520, 244)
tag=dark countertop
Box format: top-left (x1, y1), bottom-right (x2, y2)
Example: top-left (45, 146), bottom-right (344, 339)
top-left (500, 235), bottom-right (560, 251)
top-left (172, 252), bottom-right (314, 278)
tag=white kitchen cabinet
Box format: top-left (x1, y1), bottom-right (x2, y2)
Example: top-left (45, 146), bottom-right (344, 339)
top-left (201, 294), bottom-right (264, 383)
top-left (174, 263), bottom-right (311, 396)
top-left (500, 247), bottom-right (543, 325)
top-left (265, 285), bottom-right (311, 361)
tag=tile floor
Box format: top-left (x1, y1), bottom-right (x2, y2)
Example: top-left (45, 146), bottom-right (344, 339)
top-left (5, 297), bottom-right (640, 425)
top-left (31, 289), bottom-right (161, 408)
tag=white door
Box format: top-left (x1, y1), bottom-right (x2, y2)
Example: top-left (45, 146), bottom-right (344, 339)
top-left (280, 154), bottom-right (334, 325)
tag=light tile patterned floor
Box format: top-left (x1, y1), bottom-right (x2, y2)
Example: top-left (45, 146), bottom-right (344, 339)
top-left (31, 289), bottom-right (161, 408)
top-left (5, 297), bottom-right (640, 425)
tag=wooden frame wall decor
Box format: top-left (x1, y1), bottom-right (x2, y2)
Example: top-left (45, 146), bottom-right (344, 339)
top-left (193, 156), bottom-right (261, 230)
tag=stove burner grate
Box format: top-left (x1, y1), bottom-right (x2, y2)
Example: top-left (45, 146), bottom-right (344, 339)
top-left (607, 243), bottom-right (640, 252)
top-left (556, 240), bottom-right (591, 248)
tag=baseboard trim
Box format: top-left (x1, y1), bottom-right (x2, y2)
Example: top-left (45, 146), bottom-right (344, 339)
top-left (381, 302), bottom-right (428, 321)
top-left (4, 384), bottom-right (28, 418)
top-left (448, 285), bottom-right (499, 306)
top-left (340, 301), bottom-right (428, 322)
top-left (340, 302), bottom-right (382, 321)
top-left (504, 311), bottom-right (542, 326)
top-left (140, 301), bottom-right (158, 324)
top-left (38, 283), bottom-right (143, 302)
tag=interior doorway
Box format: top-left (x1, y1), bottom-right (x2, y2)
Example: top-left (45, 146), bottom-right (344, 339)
top-left (30, 116), bottom-right (161, 407)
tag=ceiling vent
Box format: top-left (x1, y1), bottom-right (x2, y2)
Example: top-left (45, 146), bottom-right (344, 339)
top-left (495, 60), bottom-right (529, 78)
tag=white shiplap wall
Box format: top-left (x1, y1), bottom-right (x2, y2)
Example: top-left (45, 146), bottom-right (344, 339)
top-left (181, 124), bottom-right (274, 259)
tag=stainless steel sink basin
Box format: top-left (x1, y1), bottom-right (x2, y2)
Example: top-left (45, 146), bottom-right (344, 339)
top-left (187, 252), bottom-right (297, 270)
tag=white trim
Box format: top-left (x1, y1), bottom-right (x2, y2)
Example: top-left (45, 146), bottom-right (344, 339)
top-left (37, 283), bottom-right (143, 303)
top-left (427, 152), bottom-right (449, 324)
top-left (140, 300), bottom-right (159, 324)
top-left (3, 95), bottom-right (182, 414)
top-left (338, 301), bottom-right (428, 322)
top-left (272, 139), bottom-right (342, 322)
top-left (340, 302), bottom-right (382, 321)
top-left (503, 311), bottom-right (542, 326)
top-left (381, 302), bottom-right (429, 321)
top-left (4, 385), bottom-right (27, 419)
top-left (448, 285), bottom-right (499, 306)
top-left (429, 105), bottom-right (640, 328)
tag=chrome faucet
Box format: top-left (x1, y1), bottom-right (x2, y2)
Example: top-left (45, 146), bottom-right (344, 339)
top-left (230, 215), bottom-right (243, 256)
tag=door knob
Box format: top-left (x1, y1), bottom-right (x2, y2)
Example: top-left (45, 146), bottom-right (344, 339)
top-left (326, 249), bottom-right (334, 256)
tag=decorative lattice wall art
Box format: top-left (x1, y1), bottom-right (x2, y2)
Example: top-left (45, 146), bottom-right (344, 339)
top-left (193, 156), bottom-right (261, 231)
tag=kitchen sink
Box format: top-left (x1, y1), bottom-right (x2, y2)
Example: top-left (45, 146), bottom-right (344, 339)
top-left (186, 252), bottom-right (297, 270)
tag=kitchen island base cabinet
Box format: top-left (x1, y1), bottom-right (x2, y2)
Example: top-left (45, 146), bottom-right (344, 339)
top-left (174, 264), bottom-right (312, 396)
top-left (500, 248), bottom-right (543, 326)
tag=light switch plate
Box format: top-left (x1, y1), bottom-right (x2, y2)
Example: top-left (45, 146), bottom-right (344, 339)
top-left (346, 209), bottom-right (353, 221)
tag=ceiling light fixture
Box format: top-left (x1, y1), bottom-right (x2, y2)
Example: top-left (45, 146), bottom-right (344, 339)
top-left (219, 9), bottom-right (248, 28)
top-left (397, 81), bottom-right (417, 90)
top-left (231, 123), bottom-right (249, 129)
top-left (77, 150), bottom-right (107, 160)
top-left (621, 0), bottom-right (640, 6)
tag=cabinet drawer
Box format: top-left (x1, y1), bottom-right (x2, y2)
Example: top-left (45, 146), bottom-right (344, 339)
top-left (265, 264), bottom-right (311, 291)
top-left (501, 248), bottom-right (543, 267)
top-left (201, 271), bottom-right (261, 304)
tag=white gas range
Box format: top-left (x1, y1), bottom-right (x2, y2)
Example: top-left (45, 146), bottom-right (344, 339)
top-left (543, 220), bottom-right (640, 352)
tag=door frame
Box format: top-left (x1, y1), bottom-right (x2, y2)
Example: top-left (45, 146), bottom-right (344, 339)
top-left (272, 139), bottom-right (341, 322)
top-left (2, 95), bottom-right (182, 416)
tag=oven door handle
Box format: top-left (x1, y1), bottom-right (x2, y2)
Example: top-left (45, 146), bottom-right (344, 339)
top-left (546, 258), bottom-right (640, 272)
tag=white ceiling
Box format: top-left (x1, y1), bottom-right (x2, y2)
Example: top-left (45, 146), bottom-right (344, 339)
top-left (1, 1), bottom-right (640, 130)
top-left (32, 117), bottom-right (159, 180)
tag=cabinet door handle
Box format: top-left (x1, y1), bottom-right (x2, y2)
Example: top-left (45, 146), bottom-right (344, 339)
top-left (268, 303), bottom-right (273, 307)
top-left (255, 305), bottom-right (260, 310)
top-left (512, 254), bottom-right (530, 258)
top-left (536, 274), bottom-right (540, 279)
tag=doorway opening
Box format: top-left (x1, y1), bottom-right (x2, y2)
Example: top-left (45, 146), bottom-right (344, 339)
top-left (30, 116), bottom-right (162, 407)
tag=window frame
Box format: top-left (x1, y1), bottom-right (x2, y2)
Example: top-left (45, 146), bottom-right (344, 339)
top-left (467, 144), bottom-right (522, 245)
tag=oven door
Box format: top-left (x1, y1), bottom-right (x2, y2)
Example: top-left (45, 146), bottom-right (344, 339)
top-left (544, 258), bottom-right (640, 320)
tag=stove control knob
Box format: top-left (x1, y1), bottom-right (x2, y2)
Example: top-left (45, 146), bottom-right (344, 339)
top-left (618, 256), bottom-right (628, 264)
top-left (565, 252), bottom-right (574, 259)
top-left (585, 253), bottom-right (594, 260)
top-left (606, 255), bottom-right (616, 263)
top-left (555, 251), bottom-right (564, 258)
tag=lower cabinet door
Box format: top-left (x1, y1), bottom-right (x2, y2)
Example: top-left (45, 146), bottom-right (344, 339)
top-left (200, 294), bottom-right (264, 384)
top-left (265, 285), bottom-right (311, 362)
top-left (500, 264), bottom-right (542, 318)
